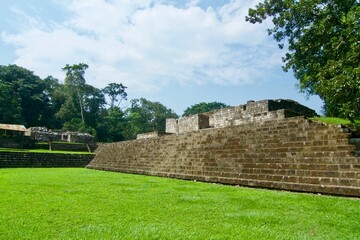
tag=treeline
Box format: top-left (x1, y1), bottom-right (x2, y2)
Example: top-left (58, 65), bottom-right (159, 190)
top-left (0, 64), bottom-right (227, 142)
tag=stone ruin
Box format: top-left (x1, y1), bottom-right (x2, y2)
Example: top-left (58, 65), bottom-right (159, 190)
top-left (137, 99), bottom-right (317, 139)
top-left (29, 127), bottom-right (95, 143)
top-left (166, 99), bottom-right (318, 135)
top-left (90, 98), bottom-right (360, 197)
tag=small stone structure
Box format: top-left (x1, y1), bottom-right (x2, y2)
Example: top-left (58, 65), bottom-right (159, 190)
top-left (166, 99), bottom-right (317, 134)
top-left (29, 127), bottom-right (94, 144)
top-left (0, 124), bottom-right (29, 148)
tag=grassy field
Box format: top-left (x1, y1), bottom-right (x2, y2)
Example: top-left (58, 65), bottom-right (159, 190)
top-left (0, 168), bottom-right (359, 239)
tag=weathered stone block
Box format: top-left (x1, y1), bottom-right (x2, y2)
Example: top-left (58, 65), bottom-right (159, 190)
top-left (88, 116), bottom-right (360, 197)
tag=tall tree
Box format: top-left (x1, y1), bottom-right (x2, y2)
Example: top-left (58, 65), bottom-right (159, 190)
top-left (42, 76), bottom-right (65, 129)
top-left (246, 0), bottom-right (360, 120)
top-left (183, 102), bottom-right (229, 117)
top-left (0, 65), bottom-right (48, 126)
top-left (0, 82), bottom-right (22, 124)
top-left (125, 98), bottom-right (178, 139)
top-left (82, 84), bottom-right (106, 129)
top-left (96, 107), bottom-right (128, 142)
top-left (102, 83), bottom-right (127, 109)
top-left (61, 63), bottom-right (88, 123)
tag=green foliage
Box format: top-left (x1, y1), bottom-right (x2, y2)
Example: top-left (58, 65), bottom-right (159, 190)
top-left (0, 64), bottom-right (182, 142)
top-left (42, 76), bottom-right (64, 129)
top-left (125, 98), bottom-right (178, 139)
top-left (57, 64), bottom-right (106, 137)
top-left (0, 64), bottom-right (239, 142)
top-left (102, 83), bottom-right (127, 109)
top-left (0, 82), bottom-right (22, 124)
top-left (82, 84), bottom-right (106, 129)
top-left (182, 101), bottom-right (229, 117)
top-left (310, 117), bottom-right (360, 131)
top-left (59, 63), bottom-right (89, 123)
top-left (96, 107), bottom-right (128, 142)
top-left (63, 118), bottom-right (97, 137)
top-left (246, 0), bottom-right (360, 120)
top-left (1, 168), bottom-right (359, 239)
top-left (0, 65), bottom-right (49, 126)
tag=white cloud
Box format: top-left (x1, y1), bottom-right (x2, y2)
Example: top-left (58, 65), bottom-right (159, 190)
top-left (2, 0), bottom-right (282, 93)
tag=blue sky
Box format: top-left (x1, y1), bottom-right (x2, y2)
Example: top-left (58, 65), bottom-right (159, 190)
top-left (0, 0), bottom-right (323, 115)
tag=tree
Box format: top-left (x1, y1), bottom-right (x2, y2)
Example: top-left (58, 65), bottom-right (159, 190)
top-left (82, 84), bottom-right (106, 129)
top-left (246, 0), bottom-right (360, 120)
top-left (182, 102), bottom-right (229, 117)
top-left (0, 82), bottom-right (22, 124)
top-left (61, 63), bottom-right (89, 123)
top-left (96, 107), bottom-right (128, 142)
top-left (42, 76), bottom-right (65, 129)
top-left (0, 65), bottom-right (48, 126)
top-left (125, 98), bottom-right (178, 139)
top-left (57, 63), bottom-right (106, 136)
top-left (102, 83), bottom-right (127, 109)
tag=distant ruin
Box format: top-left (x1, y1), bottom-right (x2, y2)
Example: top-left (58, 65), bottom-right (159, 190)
top-left (29, 127), bottom-right (95, 144)
top-left (166, 99), bottom-right (317, 134)
top-left (137, 99), bottom-right (318, 139)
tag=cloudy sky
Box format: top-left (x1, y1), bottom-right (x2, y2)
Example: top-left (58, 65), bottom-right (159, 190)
top-left (0, 0), bottom-right (323, 114)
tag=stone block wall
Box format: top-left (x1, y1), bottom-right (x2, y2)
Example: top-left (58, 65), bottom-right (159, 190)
top-left (88, 117), bottom-right (360, 197)
top-left (0, 152), bottom-right (94, 168)
top-left (0, 138), bottom-right (22, 148)
top-left (167, 99), bottom-right (318, 134)
top-left (33, 142), bottom-right (97, 152)
top-left (165, 119), bottom-right (179, 134)
top-left (29, 127), bottom-right (95, 143)
top-left (178, 115), bottom-right (201, 133)
top-left (137, 131), bottom-right (160, 139)
top-left (209, 104), bottom-right (247, 128)
top-left (172, 114), bottom-right (210, 134)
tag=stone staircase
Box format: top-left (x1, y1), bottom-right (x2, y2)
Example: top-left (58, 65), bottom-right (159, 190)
top-left (0, 152), bottom-right (95, 168)
top-left (87, 117), bottom-right (360, 197)
top-left (350, 138), bottom-right (360, 156)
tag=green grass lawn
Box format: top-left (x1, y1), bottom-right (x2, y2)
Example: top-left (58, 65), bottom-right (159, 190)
top-left (310, 117), bottom-right (360, 130)
top-left (0, 168), bottom-right (359, 239)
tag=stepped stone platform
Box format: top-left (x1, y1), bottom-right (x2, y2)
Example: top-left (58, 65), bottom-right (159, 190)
top-left (0, 152), bottom-right (94, 168)
top-left (88, 116), bottom-right (360, 197)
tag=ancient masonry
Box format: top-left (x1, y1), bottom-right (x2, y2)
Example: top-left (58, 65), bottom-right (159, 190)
top-left (29, 127), bottom-right (95, 143)
top-left (87, 99), bottom-right (360, 197)
top-left (0, 152), bottom-right (94, 168)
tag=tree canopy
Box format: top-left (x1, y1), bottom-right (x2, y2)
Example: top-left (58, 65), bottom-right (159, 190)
top-left (126, 98), bottom-right (178, 139)
top-left (182, 102), bottom-right (229, 117)
top-left (60, 63), bottom-right (89, 123)
top-left (0, 64), bottom-right (183, 142)
top-left (246, 0), bottom-right (360, 120)
top-left (102, 83), bottom-right (127, 109)
top-left (0, 65), bottom-right (49, 126)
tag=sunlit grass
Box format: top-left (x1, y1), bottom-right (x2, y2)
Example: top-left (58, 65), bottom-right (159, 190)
top-left (0, 168), bottom-right (359, 239)
top-left (310, 117), bottom-right (360, 130)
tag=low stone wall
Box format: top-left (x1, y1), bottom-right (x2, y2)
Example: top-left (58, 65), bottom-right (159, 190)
top-left (29, 127), bottom-right (95, 143)
top-left (33, 142), bottom-right (97, 152)
top-left (0, 152), bottom-right (94, 168)
top-left (88, 117), bottom-right (360, 197)
top-left (137, 132), bottom-right (161, 139)
top-left (166, 99), bottom-right (318, 134)
top-left (0, 138), bottom-right (22, 148)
